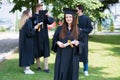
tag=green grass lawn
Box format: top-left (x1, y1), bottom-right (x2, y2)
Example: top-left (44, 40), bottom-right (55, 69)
top-left (0, 35), bottom-right (120, 80)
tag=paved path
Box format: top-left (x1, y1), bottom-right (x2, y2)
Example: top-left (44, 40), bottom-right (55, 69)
top-left (90, 31), bottom-right (120, 35)
top-left (0, 32), bottom-right (19, 62)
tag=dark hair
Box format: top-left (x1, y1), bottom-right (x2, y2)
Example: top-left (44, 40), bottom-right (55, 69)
top-left (77, 4), bottom-right (84, 12)
top-left (59, 14), bottom-right (79, 40)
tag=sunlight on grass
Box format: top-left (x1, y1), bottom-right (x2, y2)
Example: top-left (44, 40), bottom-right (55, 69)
top-left (0, 35), bottom-right (120, 80)
top-left (89, 41), bottom-right (120, 79)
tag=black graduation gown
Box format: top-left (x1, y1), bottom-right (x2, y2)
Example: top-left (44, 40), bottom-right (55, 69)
top-left (78, 15), bottom-right (93, 63)
top-left (52, 26), bottom-right (83, 80)
top-left (30, 14), bottom-right (39, 58)
top-left (30, 14), bottom-right (54, 58)
top-left (19, 19), bottom-right (35, 67)
top-left (37, 16), bottom-right (54, 58)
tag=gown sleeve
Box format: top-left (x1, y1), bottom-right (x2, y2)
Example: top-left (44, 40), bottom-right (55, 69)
top-left (45, 16), bottom-right (54, 25)
top-left (51, 26), bottom-right (61, 52)
top-left (81, 17), bottom-right (93, 34)
top-left (24, 19), bottom-right (35, 37)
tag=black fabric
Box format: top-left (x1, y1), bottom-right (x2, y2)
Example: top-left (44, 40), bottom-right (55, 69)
top-left (19, 19), bottom-right (35, 67)
top-left (38, 10), bottom-right (48, 23)
top-left (78, 15), bottom-right (93, 63)
top-left (63, 8), bottom-right (77, 15)
top-left (31, 13), bottom-right (54, 58)
top-left (79, 41), bottom-right (84, 54)
top-left (52, 26), bottom-right (83, 80)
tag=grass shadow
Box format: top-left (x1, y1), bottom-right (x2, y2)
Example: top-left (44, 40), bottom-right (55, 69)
top-left (0, 57), bottom-right (120, 80)
top-left (105, 46), bottom-right (120, 57)
top-left (0, 58), bottom-right (54, 80)
top-left (89, 35), bottom-right (120, 45)
top-left (79, 66), bottom-right (120, 80)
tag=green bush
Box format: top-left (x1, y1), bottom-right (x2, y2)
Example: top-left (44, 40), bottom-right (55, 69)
top-left (0, 27), bottom-right (6, 32)
top-left (110, 20), bottom-right (114, 32)
top-left (97, 22), bottom-right (102, 32)
top-left (110, 26), bottom-right (114, 32)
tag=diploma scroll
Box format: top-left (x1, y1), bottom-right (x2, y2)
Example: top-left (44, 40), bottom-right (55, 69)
top-left (64, 40), bottom-right (74, 48)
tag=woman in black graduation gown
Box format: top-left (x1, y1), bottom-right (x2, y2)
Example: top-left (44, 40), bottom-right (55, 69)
top-left (19, 9), bottom-right (38, 74)
top-left (52, 8), bottom-right (83, 80)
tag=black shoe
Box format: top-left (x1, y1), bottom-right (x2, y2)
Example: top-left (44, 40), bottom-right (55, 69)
top-left (38, 67), bottom-right (41, 71)
top-left (44, 69), bottom-right (50, 73)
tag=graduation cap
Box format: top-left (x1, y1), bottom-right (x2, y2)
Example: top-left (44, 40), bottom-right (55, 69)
top-left (39, 10), bottom-right (48, 16)
top-left (63, 8), bottom-right (79, 24)
top-left (38, 10), bottom-right (48, 22)
top-left (63, 8), bottom-right (77, 15)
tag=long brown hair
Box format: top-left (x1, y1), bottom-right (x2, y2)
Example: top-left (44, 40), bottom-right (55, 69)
top-left (59, 14), bottom-right (79, 40)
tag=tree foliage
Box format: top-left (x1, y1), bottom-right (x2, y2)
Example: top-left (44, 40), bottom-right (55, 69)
top-left (10, 0), bottom-right (39, 13)
top-left (44, 0), bottom-right (103, 21)
top-left (10, 0), bottom-right (119, 21)
top-left (0, 0), bottom-right (2, 8)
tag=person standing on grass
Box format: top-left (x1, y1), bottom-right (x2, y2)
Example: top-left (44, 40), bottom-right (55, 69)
top-left (31, 3), bottom-right (54, 73)
top-left (76, 4), bottom-right (93, 76)
top-left (19, 9), bottom-right (38, 74)
top-left (52, 8), bottom-right (84, 80)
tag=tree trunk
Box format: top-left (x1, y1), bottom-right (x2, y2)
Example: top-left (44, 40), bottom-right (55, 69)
top-left (32, 0), bottom-right (39, 14)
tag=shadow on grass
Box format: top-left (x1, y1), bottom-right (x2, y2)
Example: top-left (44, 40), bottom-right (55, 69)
top-left (105, 46), bottom-right (120, 57)
top-left (89, 35), bottom-right (120, 57)
top-left (93, 46), bottom-right (120, 57)
top-left (0, 58), bottom-right (54, 80)
top-left (79, 66), bottom-right (120, 80)
top-left (89, 35), bottom-right (120, 45)
top-left (0, 58), bottom-right (120, 80)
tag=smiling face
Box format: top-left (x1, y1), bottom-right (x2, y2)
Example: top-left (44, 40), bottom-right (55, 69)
top-left (65, 14), bottom-right (73, 25)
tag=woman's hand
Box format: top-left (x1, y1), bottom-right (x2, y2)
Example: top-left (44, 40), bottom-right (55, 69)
top-left (72, 40), bottom-right (79, 46)
top-left (57, 41), bottom-right (66, 48)
top-left (34, 22), bottom-right (43, 30)
top-left (34, 23), bottom-right (39, 30)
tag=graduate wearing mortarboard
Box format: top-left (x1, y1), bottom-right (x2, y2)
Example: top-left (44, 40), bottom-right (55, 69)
top-left (52, 8), bottom-right (84, 80)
